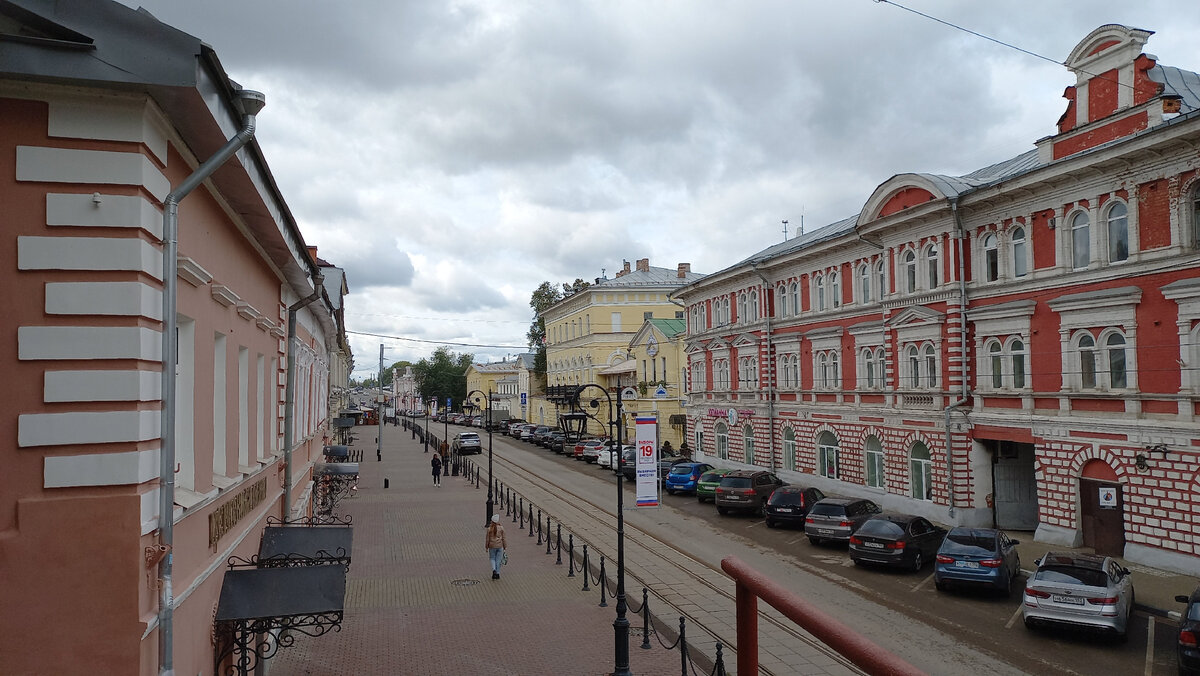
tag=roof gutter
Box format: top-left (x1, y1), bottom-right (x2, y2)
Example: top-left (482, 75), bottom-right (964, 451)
top-left (158, 87), bottom-right (265, 676)
top-left (943, 197), bottom-right (971, 518)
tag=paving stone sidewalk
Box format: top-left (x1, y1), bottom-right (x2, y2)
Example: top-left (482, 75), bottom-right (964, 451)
top-left (270, 425), bottom-right (686, 675)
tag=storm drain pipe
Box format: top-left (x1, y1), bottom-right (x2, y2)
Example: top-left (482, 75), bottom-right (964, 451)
top-left (158, 88), bottom-right (265, 676)
top-left (751, 263), bottom-right (776, 472)
top-left (943, 197), bottom-right (971, 517)
top-left (283, 278), bottom-right (324, 519)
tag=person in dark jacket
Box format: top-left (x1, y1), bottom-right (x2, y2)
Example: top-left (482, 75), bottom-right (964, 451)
top-left (431, 453), bottom-right (442, 486)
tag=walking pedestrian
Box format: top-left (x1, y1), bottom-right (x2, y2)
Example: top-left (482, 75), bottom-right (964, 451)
top-left (485, 513), bottom-right (507, 579)
top-left (431, 453), bottom-right (442, 486)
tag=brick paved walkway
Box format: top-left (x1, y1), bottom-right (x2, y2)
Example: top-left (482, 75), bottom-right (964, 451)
top-left (270, 425), bottom-right (686, 675)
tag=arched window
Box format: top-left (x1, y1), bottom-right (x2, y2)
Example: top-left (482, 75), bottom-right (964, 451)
top-left (910, 442), bottom-right (932, 501)
top-left (777, 285), bottom-right (789, 317)
top-left (865, 435), bottom-right (884, 489)
top-left (903, 250), bottom-right (917, 293)
top-left (983, 233), bottom-right (999, 282)
top-left (830, 271), bottom-right (841, 308)
top-left (1107, 332), bottom-right (1127, 389)
top-left (988, 339), bottom-right (1003, 389)
top-left (715, 422), bottom-right (729, 460)
top-left (817, 431), bottom-right (839, 479)
top-left (925, 243), bottom-right (940, 289)
top-left (1010, 338), bottom-right (1027, 389)
top-left (1192, 183), bottom-right (1200, 249)
top-left (830, 350), bottom-right (841, 388)
top-left (1077, 333), bottom-right (1097, 389)
top-left (790, 282), bottom-right (800, 315)
top-left (783, 427), bottom-right (796, 471)
top-left (923, 344), bottom-right (938, 388)
top-left (862, 348), bottom-right (877, 389)
top-left (907, 345), bottom-right (921, 388)
top-left (815, 274), bottom-right (826, 311)
top-left (1071, 210), bottom-right (1090, 270)
top-left (858, 264), bottom-right (871, 304)
top-left (817, 352), bottom-right (829, 388)
top-left (743, 423), bottom-right (755, 461)
top-left (875, 260), bottom-right (886, 298)
top-left (1106, 201), bottom-right (1129, 263)
top-left (750, 289), bottom-right (759, 321)
top-left (737, 293), bottom-right (747, 323)
top-left (695, 428), bottom-right (704, 456)
top-left (1012, 226), bottom-right (1028, 278)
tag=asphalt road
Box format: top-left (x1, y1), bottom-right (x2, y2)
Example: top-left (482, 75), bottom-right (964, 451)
top-left (458, 424), bottom-right (1182, 675)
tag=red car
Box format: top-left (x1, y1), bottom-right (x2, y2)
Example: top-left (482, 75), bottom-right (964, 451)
top-left (574, 438), bottom-right (608, 461)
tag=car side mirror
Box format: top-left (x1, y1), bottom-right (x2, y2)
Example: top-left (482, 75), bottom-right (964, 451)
top-left (1034, 557), bottom-right (1042, 566)
top-left (1009, 539), bottom-right (1020, 545)
top-left (1121, 567), bottom-right (1131, 577)
top-left (1177, 595), bottom-right (1191, 604)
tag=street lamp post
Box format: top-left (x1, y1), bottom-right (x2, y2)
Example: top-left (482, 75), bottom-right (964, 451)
top-left (443, 400), bottom-right (450, 476)
top-left (573, 383), bottom-right (631, 676)
top-left (424, 400), bottom-right (431, 453)
top-left (468, 389), bottom-right (495, 524)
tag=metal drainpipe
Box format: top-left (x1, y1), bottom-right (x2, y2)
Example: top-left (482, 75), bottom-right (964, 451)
top-left (283, 280), bottom-right (324, 520)
top-left (158, 89), bottom-right (265, 676)
top-left (943, 198), bottom-right (971, 518)
top-left (751, 263), bottom-right (775, 472)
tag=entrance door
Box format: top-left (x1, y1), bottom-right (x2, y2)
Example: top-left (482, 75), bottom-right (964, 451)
top-left (992, 441), bottom-right (1038, 530)
top-left (1080, 478), bottom-right (1125, 557)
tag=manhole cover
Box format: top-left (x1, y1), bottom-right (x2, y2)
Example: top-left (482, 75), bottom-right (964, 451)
top-left (450, 578), bottom-right (480, 586)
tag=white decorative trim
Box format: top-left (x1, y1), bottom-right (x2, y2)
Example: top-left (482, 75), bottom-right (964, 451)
top-left (16, 146), bottom-right (169, 202)
top-left (47, 95), bottom-right (168, 164)
top-left (19, 410), bottom-right (160, 447)
top-left (19, 326), bottom-right (161, 361)
top-left (211, 284), bottom-right (240, 307)
top-left (44, 448), bottom-right (160, 488)
top-left (45, 193), bottom-right (163, 239)
top-left (1048, 285), bottom-right (1141, 331)
top-left (45, 281), bottom-right (161, 320)
top-left (44, 369), bottom-right (161, 403)
top-left (141, 487), bottom-right (159, 535)
top-left (236, 302), bottom-right (261, 321)
top-left (269, 325), bottom-right (286, 339)
top-left (256, 317), bottom-right (276, 332)
top-left (18, 236), bottom-right (162, 279)
top-left (176, 256), bottom-right (212, 287)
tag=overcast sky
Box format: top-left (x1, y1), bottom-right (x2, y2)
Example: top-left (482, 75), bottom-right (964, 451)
top-left (117, 1), bottom-right (1200, 378)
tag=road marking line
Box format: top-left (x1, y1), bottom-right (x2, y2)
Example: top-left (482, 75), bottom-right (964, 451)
top-left (911, 574), bottom-right (933, 592)
top-left (1005, 604), bottom-right (1024, 629)
top-left (1144, 615), bottom-right (1155, 676)
top-left (787, 538), bottom-right (802, 545)
top-left (745, 521), bottom-right (761, 529)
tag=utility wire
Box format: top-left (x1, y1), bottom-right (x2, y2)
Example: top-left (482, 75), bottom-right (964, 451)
top-left (346, 311), bottom-right (527, 324)
top-left (346, 329), bottom-right (528, 350)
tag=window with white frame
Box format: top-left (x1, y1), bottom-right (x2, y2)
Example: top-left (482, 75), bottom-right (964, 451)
top-left (783, 427), bottom-right (796, 471)
top-left (858, 264), bottom-right (871, 304)
top-left (737, 293), bottom-right (747, 323)
top-left (1012, 226), bottom-right (1028, 278)
top-left (814, 349), bottom-right (840, 389)
top-left (743, 422), bottom-right (755, 461)
top-left (691, 360), bottom-right (706, 391)
top-left (925, 243), bottom-right (939, 289)
top-left (817, 431), bottom-right (839, 479)
top-left (713, 358), bottom-right (730, 389)
top-left (1070, 210), bottom-right (1091, 269)
top-left (749, 289), bottom-right (759, 321)
top-left (737, 355), bottom-right (758, 389)
top-left (779, 353), bottom-right (799, 389)
top-left (777, 284), bottom-right (789, 317)
top-left (903, 250), bottom-right (917, 293)
top-left (1106, 201), bottom-right (1129, 263)
top-left (910, 442), bottom-right (932, 500)
top-left (865, 435), bottom-right (885, 489)
top-left (983, 337), bottom-right (1029, 390)
top-left (875, 260), bottom-right (886, 299)
top-left (830, 271), bottom-right (841, 308)
top-left (815, 274), bottom-right (826, 311)
top-left (983, 233), bottom-right (999, 282)
top-left (715, 422), bottom-right (728, 460)
top-left (1070, 329), bottom-right (1128, 391)
top-left (789, 282), bottom-right (800, 315)
top-left (903, 342), bottom-right (938, 389)
top-left (1192, 182), bottom-right (1200, 249)
top-left (923, 344), bottom-right (937, 388)
top-left (695, 428), bottom-right (704, 456)
top-left (860, 347), bottom-right (884, 389)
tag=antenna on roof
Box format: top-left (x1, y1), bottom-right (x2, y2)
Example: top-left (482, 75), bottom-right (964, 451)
top-left (800, 206), bottom-right (805, 236)
top-left (781, 220), bottom-right (788, 241)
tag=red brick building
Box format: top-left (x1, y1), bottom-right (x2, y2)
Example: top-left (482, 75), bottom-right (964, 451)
top-left (678, 25), bottom-right (1200, 576)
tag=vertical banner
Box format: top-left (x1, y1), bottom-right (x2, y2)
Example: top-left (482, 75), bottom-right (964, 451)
top-left (635, 415), bottom-right (659, 507)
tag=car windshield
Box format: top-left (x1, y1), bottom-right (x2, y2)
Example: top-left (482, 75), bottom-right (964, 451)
top-left (460, 434), bottom-right (479, 441)
top-left (669, 466), bottom-right (693, 475)
top-left (808, 503), bottom-right (846, 517)
top-left (1034, 565), bottom-right (1108, 588)
top-left (699, 472), bottom-right (721, 482)
top-left (857, 519), bottom-right (905, 538)
top-left (768, 491), bottom-right (802, 506)
top-left (721, 477), bottom-right (751, 488)
top-left (941, 531), bottom-right (997, 555)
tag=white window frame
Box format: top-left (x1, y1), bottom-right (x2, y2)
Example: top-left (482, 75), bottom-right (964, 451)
top-left (865, 435), bottom-right (885, 489)
top-left (858, 263), bottom-right (871, 304)
top-left (910, 441), bottom-right (932, 501)
top-left (1012, 225), bottom-right (1029, 279)
top-left (817, 431), bottom-right (839, 479)
top-left (815, 274), bottom-right (826, 311)
top-left (783, 427), bottom-right (797, 471)
top-left (925, 243), bottom-right (939, 289)
top-left (902, 249), bottom-right (917, 294)
top-left (830, 271), bottom-right (841, 309)
top-left (1069, 209), bottom-right (1091, 270)
top-left (743, 422), bottom-right (755, 462)
top-left (983, 233), bottom-right (999, 283)
top-left (715, 422), bottom-right (729, 460)
top-left (1104, 200), bottom-right (1129, 264)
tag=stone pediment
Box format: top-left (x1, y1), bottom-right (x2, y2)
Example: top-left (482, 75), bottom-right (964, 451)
top-left (885, 305), bottom-right (944, 329)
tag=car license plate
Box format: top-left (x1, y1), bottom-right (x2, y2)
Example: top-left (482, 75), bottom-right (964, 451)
top-left (818, 529), bottom-right (834, 535)
top-left (1052, 594), bottom-right (1084, 605)
top-left (955, 561), bottom-right (980, 569)
top-left (863, 542), bottom-right (885, 549)
top-left (776, 508), bottom-right (793, 513)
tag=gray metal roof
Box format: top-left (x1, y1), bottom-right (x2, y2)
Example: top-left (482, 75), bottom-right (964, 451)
top-left (1149, 64), bottom-right (1200, 114)
top-left (595, 265), bottom-right (705, 288)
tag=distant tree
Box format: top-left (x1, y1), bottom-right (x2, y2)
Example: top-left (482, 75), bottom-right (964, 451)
top-left (411, 347), bottom-right (473, 410)
top-left (527, 281), bottom-right (564, 387)
top-left (562, 278), bottom-right (591, 295)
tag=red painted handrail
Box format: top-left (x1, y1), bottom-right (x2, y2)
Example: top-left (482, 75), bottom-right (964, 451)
top-left (721, 556), bottom-right (926, 676)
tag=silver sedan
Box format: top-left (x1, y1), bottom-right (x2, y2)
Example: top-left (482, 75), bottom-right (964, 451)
top-left (1022, 552), bottom-right (1134, 639)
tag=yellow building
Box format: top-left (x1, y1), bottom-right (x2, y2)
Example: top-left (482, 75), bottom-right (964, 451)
top-left (530, 258), bottom-right (703, 443)
top-left (624, 318), bottom-right (689, 451)
top-left (464, 354), bottom-right (535, 424)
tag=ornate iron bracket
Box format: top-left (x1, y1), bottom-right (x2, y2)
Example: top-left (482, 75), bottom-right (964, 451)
top-left (214, 610), bottom-right (344, 676)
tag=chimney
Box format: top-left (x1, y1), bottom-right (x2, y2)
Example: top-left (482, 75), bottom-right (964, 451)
top-left (677, 263), bottom-right (691, 278)
top-left (616, 260), bottom-right (631, 278)
top-left (636, 258), bottom-right (649, 272)
top-left (306, 246), bottom-right (319, 262)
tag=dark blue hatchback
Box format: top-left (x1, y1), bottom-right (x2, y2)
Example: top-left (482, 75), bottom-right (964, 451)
top-left (664, 462), bottom-right (713, 494)
top-left (934, 527), bottom-right (1021, 595)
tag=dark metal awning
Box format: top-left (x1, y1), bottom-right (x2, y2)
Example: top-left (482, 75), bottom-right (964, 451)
top-left (314, 463), bottom-right (359, 523)
top-left (332, 417), bottom-right (357, 428)
top-left (259, 525), bottom-right (353, 567)
top-left (323, 445), bottom-right (349, 460)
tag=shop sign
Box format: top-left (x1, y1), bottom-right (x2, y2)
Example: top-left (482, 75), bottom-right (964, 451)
top-left (208, 477), bottom-right (268, 548)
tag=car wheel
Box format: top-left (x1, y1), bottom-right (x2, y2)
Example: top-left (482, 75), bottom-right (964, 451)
top-left (999, 572), bottom-right (1012, 597)
top-left (666, 489), bottom-right (675, 495)
top-left (911, 552), bottom-right (923, 572)
top-left (934, 579), bottom-right (947, 592)
top-left (717, 507), bottom-right (728, 515)
top-left (851, 557), bottom-right (863, 567)
top-left (765, 519), bottom-right (775, 528)
top-left (807, 536), bottom-right (822, 546)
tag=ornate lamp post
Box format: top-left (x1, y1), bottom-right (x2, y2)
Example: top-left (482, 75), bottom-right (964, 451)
top-left (573, 383), bottom-right (630, 676)
top-left (424, 399), bottom-right (432, 453)
top-left (467, 389), bottom-right (495, 524)
top-left (443, 398), bottom-right (451, 476)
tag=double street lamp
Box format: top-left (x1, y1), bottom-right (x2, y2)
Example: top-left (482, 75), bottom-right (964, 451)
top-left (572, 383), bottom-right (631, 676)
top-left (467, 389), bottom-right (495, 524)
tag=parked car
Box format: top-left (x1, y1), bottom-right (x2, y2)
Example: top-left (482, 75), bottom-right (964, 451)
top-left (615, 447), bottom-right (636, 474)
top-left (516, 423), bottom-right (538, 440)
top-left (542, 430), bottom-right (565, 449)
top-left (664, 462), bottom-right (714, 495)
top-left (451, 432), bottom-right (482, 455)
top-left (763, 485), bottom-right (825, 529)
top-left (550, 434), bottom-right (569, 454)
top-left (582, 439), bottom-right (612, 463)
top-left (598, 445), bottom-right (633, 469)
top-left (1176, 587), bottom-right (1200, 675)
top-left (1022, 552), bottom-right (1134, 640)
top-left (714, 470), bottom-right (785, 515)
top-left (849, 514), bottom-right (947, 571)
top-left (804, 497), bottom-right (881, 545)
top-left (619, 452), bottom-right (684, 483)
top-left (529, 426), bottom-right (553, 445)
top-left (695, 468), bottom-right (733, 503)
top-left (934, 527), bottom-right (1021, 595)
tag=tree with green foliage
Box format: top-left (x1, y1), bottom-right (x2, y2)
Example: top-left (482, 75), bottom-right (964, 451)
top-left (526, 279), bottom-right (590, 390)
top-left (411, 347), bottom-right (473, 411)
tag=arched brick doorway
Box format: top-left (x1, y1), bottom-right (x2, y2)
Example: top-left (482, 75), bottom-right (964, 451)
top-left (1079, 459), bottom-right (1125, 557)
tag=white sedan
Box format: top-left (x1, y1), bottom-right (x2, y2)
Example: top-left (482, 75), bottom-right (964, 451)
top-left (597, 445), bottom-right (634, 470)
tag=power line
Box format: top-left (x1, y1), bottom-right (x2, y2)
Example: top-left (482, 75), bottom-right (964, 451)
top-left (346, 329), bottom-right (528, 351)
top-left (346, 311), bottom-right (528, 324)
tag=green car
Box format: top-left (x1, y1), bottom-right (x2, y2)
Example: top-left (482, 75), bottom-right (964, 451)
top-left (695, 468), bottom-right (733, 503)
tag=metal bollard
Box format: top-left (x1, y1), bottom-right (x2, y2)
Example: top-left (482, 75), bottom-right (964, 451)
top-left (528, 503), bottom-right (534, 536)
top-left (536, 509), bottom-right (543, 544)
top-left (714, 642), bottom-right (726, 676)
top-left (597, 556), bottom-right (607, 607)
top-left (641, 588), bottom-right (652, 649)
top-left (555, 524), bottom-right (563, 565)
top-left (518, 497), bottom-right (524, 527)
top-left (545, 516), bottom-right (552, 554)
top-left (679, 617), bottom-right (688, 676)
top-left (567, 535), bottom-right (575, 576)
top-left (581, 545), bottom-right (590, 590)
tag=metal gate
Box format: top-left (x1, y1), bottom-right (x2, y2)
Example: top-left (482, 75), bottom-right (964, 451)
top-left (993, 441), bottom-right (1038, 530)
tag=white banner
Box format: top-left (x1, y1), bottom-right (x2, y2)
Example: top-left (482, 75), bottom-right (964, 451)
top-left (634, 415), bottom-right (658, 507)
